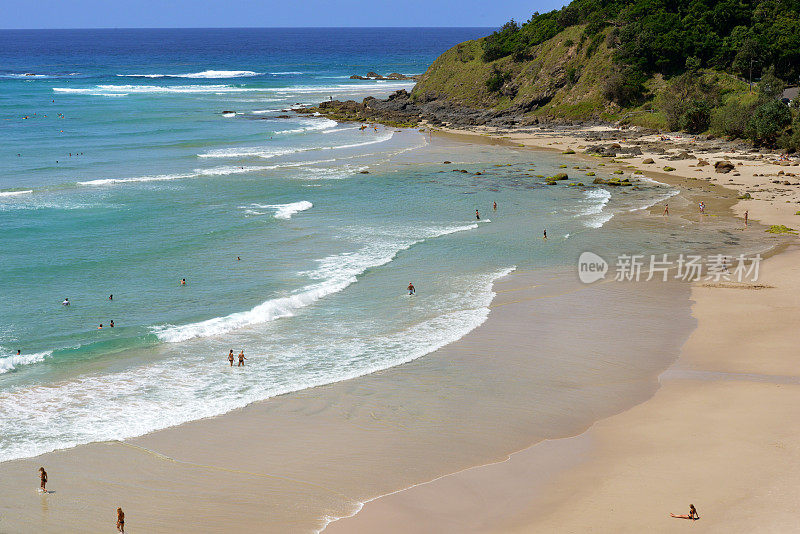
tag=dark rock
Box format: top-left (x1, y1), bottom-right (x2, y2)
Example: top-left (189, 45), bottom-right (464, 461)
top-left (714, 160), bottom-right (735, 173)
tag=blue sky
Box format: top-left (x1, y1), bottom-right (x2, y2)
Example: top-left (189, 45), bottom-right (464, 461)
top-left (3, 0), bottom-right (568, 29)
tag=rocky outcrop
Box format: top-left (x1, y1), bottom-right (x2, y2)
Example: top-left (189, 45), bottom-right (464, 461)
top-left (299, 89), bottom-right (534, 128)
top-left (350, 72), bottom-right (420, 81)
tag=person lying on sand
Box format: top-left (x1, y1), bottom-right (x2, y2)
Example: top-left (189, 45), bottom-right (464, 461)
top-left (671, 504), bottom-right (699, 520)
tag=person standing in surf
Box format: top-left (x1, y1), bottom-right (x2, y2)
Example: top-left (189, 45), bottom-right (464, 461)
top-left (493, 201), bottom-right (497, 211)
top-left (475, 209), bottom-right (480, 220)
top-left (407, 282), bottom-right (415, 295)
top-left (228, 350), bottom-right (234, 366)
top-left (238, 350), bottom-right (247, 367)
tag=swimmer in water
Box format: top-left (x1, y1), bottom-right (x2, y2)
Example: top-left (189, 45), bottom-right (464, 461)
top-left (180, 278), bottom-right (186, 286)
top-left (39, 467), bottom-right (47, 492)
top-left (407, 282), bottom-right (415, 295)
top-left (62, 298), bottom-right (70, 306)
top-left (476, 209), bottom-right (480, 220)
top-left (543, 229), bottom-right (547, 239)
top-left (237, 256), bottom-right (240, 261)
top-left (110, 320), bottom-right (114, 328)
top-left (98, 324), bottom-right (103, 329)
top-left (109, 294), bottom-right (113, 300)
top-left (228, 350), bottom-right (234, 366)
top-left (17, 349), bottom-right (21, 356)
top-left (238, 350), bottom-right (247, 367)
top-left (493, 201), bottom-right (497, 211)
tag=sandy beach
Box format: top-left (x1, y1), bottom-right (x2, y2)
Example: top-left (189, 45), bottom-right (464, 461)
top-left (2, 125), bottom-right (798, 533)
top-left (326, 126), bottom-right (800, 533)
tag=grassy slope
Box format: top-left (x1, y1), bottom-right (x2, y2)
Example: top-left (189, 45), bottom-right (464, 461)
top-left (412, 25), bottom-right (752, 128)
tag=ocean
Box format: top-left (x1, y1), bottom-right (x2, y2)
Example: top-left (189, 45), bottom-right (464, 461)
top-left (0, 28), bottom-right (759, 464)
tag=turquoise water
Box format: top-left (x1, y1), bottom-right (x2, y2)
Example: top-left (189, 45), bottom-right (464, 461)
top-left (0, 29), bottom-right (746, 463)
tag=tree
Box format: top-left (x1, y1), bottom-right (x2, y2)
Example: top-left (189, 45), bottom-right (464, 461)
top-left (748, 100), bottom-right (792, 146)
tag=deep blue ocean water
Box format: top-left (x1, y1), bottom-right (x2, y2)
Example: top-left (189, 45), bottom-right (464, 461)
top-left (0, 28), bottom-right (712, 462)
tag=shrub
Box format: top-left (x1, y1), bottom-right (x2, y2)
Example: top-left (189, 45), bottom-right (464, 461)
top-left (603, 67), bottom-right (646, 106)
top-left (711, 101), bottom-right (755, 138)
top-left (747, 100), bottom-right (792, 146)
top-left (485, 67), bottom-right (510, 92)
top-left (681, 100), bottom-right (712, 133)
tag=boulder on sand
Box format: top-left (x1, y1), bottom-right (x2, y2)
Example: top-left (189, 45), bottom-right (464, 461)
top-left (714, 160), bottom-right (735, 173)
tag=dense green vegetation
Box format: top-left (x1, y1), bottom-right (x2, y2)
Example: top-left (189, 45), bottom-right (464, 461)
top-left (475, 0), bottom-right (800, 150)
top-left (482, 0), bottom-right (800, 81)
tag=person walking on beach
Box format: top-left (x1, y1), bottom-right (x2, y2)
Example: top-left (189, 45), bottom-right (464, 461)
top-left (407, 282), bottom-right (415, 295)
top-left (116, 507), bottom-right (125, 533)
top-left (38, 467), bottom-right (47, 492)
top-left (475, 209), bottom-right (480, 220)
top-left (699, 201), bottom-right (705, 214)
top-left (228, 350), bottom-right (234, 366)
top-left (238, 350), bottom-right (247, 367)
top-left (671, 504), bottom-right (699, 520)
top-left (745, 210), bottom-right (749, 227)
top-left (663, 204), bottom-right (669, 216)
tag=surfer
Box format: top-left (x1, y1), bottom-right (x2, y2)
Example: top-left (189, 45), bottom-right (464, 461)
top-left (116, 508), bottom-right (125, 533)
top-left (407, 282), bottom-right (415, 295)
top-left (38, 467), bottom-right (47, 492)
top-left (62, 298), bottom-right (70, 306)
top-left (238, 350), bottom-right (247, 367)
top-left (475, 209), bottom-right (480, 220)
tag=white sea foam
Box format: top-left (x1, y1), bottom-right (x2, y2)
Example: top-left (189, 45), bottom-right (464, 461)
top-left (199, 131), bottom-right (395, 159)
top-left (0, 190), bottom-right (33, 197)
top-left (246, 200), bottom-right (313, 219)
top-left (76, 162), bottom-right (327, 186)
top-left (117, 70), bottom-right (261, 79)
top-left (53, 84), bottom-right (263, 95)
top-left (273, 118), bottom-right (338, 136)
top-left (0, 350), bottom-right (53, 374)
top-left (580, 188), bottom-right (613, 228)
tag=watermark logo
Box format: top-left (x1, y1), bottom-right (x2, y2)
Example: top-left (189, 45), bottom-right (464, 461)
top-left (578, 252), bottom-right (762, 284)
top-left (578, 251), bottom-right (608, 284)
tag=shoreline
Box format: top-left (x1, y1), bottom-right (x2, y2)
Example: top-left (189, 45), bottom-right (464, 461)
top-left (1, 124), bottom-right (794, 532)
top-left (325, 124), bottom-right (800, 532)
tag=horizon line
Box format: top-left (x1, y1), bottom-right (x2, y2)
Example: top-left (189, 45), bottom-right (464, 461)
top-left (0, 26), bottom-right (496, 31)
